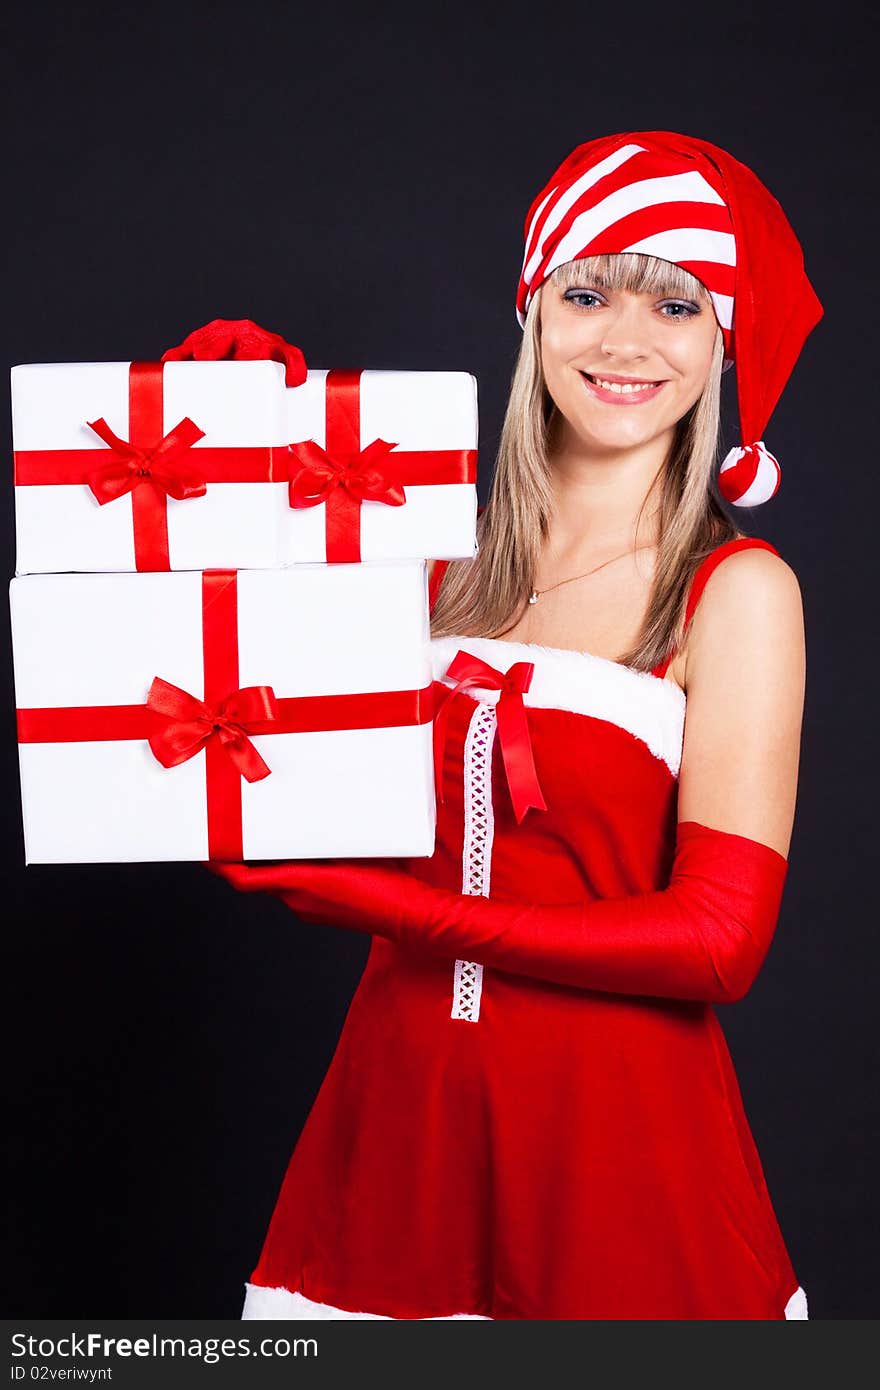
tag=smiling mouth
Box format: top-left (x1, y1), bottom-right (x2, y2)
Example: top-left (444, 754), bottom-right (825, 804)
top-left (580, 372), bottom-right (664, 394)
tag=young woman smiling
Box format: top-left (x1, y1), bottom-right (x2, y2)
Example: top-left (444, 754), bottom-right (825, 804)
top-left (205, 129), bottom-right (823, 1320)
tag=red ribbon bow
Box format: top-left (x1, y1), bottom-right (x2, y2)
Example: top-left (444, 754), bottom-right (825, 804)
top-left (287, 437), bottom-right (406, 509)
top-left (15, 571), bottom-right (434, 861)
top-left (286, 435), bottom-right (406, 563)
top-left (146, 676), bottom-right (279, 782)
top-left (282, 368), bottom-right (477, 562)
top-left (14, 361), bottom-right (293, 571)
top-left (85, 416), bottom-right (207, 505)
top-left (433, 650), bottom-right (548, 824)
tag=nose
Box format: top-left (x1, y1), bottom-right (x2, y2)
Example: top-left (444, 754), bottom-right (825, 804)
top-left (599, 300), bottom-right (651, 362)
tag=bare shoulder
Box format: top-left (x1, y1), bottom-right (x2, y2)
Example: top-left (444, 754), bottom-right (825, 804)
top-left (684, 547), bottom-right (805, 690)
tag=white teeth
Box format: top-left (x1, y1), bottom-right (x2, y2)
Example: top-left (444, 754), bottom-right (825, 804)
top-left (587, 375), bottom-right (659, 394)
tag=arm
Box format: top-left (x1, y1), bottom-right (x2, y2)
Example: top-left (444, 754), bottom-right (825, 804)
top-left (675, 546), bottom-right (805, 859)
top-left (208, 822), bottom-right (786, 1004)
top-left (209, 550), bottom-right (805, 1005)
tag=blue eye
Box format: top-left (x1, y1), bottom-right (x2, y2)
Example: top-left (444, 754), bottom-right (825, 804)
top-left (563, 290), bottom-right (700, 318)
top-left (564, 290), bottom-right (604, 309)
top-left (659, 301), bottom-right (701, 319)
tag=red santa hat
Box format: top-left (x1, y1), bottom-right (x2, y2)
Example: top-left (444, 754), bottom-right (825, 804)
top-left (516, 130), bottom-right (824, 507)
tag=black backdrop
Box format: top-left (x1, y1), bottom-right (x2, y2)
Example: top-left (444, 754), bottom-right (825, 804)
top-left (4, 0), bottom-right (877, 1320)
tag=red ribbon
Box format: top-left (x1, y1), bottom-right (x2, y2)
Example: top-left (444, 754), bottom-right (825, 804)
top-left (432, 650), bottom-right (547, 825)
top-left (288, 436), bottom-right (406, 563)
top-left (85, 416), bottom-right (207, 505)
top-left (287, 368), bottom-right (477, 562)
top-left (16, 570), bottom-right (434, 860)
top-left (145, 676), bottom-right (279, 782)
top-left (14, 362), bottom-right (288, 572)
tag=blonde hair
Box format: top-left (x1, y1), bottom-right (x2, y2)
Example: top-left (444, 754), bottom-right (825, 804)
top-left (430, 252), bottom-right (745, 672)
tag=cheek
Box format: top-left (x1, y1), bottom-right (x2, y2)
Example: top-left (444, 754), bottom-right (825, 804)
top-left (669, 331), bottom-right (716, 401)
top-left (540, 336), bottom-right (564, 395)
top-left (539, 320), bottom-right (566, 371)
top-left (540, 316), bottom-right (590, 384)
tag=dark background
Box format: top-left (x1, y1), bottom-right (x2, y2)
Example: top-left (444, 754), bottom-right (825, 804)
top-left (4, 0), bottom-right (877, 1320)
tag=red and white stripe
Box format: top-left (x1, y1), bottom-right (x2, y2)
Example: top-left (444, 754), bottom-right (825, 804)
top-left (516, 143), bottom-right (737, 363)
top-left (718, 440), bottom-right (781, 507)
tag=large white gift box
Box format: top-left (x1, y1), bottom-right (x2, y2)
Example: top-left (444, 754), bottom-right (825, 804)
top-left (12, 360), bottom-right (289, 574)
top-left (282, 369), bottom-right (478, 562)
top-left (11, 561), bottom-right (436, 863)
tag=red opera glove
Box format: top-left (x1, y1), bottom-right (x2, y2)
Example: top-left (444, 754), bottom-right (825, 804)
top-left (161, 318), bottom-right (307, 387)
top-left (205, 820), bottom-right (789, 1005)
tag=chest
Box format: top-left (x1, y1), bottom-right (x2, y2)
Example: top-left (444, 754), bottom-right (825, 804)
top-left (491, 567), bottom-right (686, 692)
top-left (430, 636), bottom-right (687, 780)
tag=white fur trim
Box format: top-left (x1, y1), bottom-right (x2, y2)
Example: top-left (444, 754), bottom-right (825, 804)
top-left (241, 1281), bottom-right (490, 1319)
top-left (784, 1285), bottom-right (809, 1319)
top-left (242, 1280), bottom-right (808, 1320)
top-left (431, 635), bottom-right (686, 777)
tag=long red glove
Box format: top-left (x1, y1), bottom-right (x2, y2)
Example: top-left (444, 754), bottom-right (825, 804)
top-left (161, 317), bottom-right (307, 387)
top-left (205, 820), bottom-right (788, 1005)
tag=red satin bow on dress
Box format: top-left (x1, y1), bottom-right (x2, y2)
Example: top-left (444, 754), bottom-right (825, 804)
top-left (146, 676), bottom-right (279, 782)
top-left (85, 416), bottom-right (207, 505)
top-left (433, 650), bottom-right (548, 825)
top-left (286, 437), bottom-right (406, 510)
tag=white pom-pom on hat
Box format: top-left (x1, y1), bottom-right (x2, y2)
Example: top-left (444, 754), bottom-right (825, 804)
top-left (718, 441), bottom-right (781, 508)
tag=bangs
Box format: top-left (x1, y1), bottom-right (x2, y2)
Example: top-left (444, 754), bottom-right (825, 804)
top-left (550, 253), bottom-right (710, 302)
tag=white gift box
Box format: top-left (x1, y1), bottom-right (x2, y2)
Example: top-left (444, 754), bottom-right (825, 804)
top-left (282, 369), bottom-right (478, 562)
top-left (12, 360), bottom-right (289, 574)
top-left (11, 561), bottom-right (436, 863)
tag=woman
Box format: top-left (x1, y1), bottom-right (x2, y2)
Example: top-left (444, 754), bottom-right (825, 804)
top-left (199, 130), bottom-right (823, 1319)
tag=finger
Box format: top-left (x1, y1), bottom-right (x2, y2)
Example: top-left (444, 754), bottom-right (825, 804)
top-left (161, 319), bottom-right (231, 360)
top-left (203, 860), bottom-right (279, 890)
top-left (281, 342), bottom-right (308, 386)
top-left (192, 326), bottom-right (238, 361)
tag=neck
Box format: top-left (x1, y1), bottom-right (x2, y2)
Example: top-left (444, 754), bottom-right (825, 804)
top-left (545, 418), bottom-right (671, 555)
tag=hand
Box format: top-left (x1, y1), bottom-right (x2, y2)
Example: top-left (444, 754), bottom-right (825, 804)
top-left (161, 318), bottom-right (307, 387)
top-left (204, 857), bottom-right (418, 936)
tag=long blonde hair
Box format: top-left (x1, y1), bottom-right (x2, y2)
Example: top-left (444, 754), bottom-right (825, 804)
top-left (430, 252), bottom-right (746, 672)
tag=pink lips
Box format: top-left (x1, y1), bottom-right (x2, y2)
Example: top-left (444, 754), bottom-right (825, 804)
top-left (580, 372), bottom-right (666, 405)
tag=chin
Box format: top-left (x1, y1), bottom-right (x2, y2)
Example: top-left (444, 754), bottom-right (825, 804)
top-left (570, 418), bottom-right (656, 452)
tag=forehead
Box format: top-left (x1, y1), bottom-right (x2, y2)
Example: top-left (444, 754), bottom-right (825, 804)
top-left (551, 252), bottom-right (710, 299)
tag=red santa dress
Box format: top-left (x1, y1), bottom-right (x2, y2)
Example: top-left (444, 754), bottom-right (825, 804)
top-left (240, 536), bottom-right (808, 1320)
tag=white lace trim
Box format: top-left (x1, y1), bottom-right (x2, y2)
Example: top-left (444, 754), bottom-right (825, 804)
top-left (451, 701), bottom-right (496, 1023)
top-left (431, 634), bottom-right (686, 777)
top-left (452, 957), bottom-right (483, 1023)
top-left (242, 1281), bottom-right (808, 1320)
top-left (461, 701), bottom-right (496, 899)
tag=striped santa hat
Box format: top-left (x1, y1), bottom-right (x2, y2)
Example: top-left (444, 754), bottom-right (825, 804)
top-left (516, 130), bottom-right (823, 507)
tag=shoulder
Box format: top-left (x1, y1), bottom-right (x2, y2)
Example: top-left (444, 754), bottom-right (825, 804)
top-left (691, 544), bottom-right (803, 625)
top-left (696, 543), bottom-right (801, 606)
top-left (684, 545), bottom-right (805, 688)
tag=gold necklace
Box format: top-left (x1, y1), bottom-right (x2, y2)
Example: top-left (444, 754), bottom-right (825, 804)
top-left (528, 545), bottom-right (655, 604)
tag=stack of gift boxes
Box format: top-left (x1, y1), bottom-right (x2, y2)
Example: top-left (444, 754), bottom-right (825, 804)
top-left (9, 357), bottom-right (478, 862)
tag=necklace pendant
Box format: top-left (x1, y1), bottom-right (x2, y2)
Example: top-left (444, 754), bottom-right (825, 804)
top-left (528, 591), bottom-right (539, 604)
